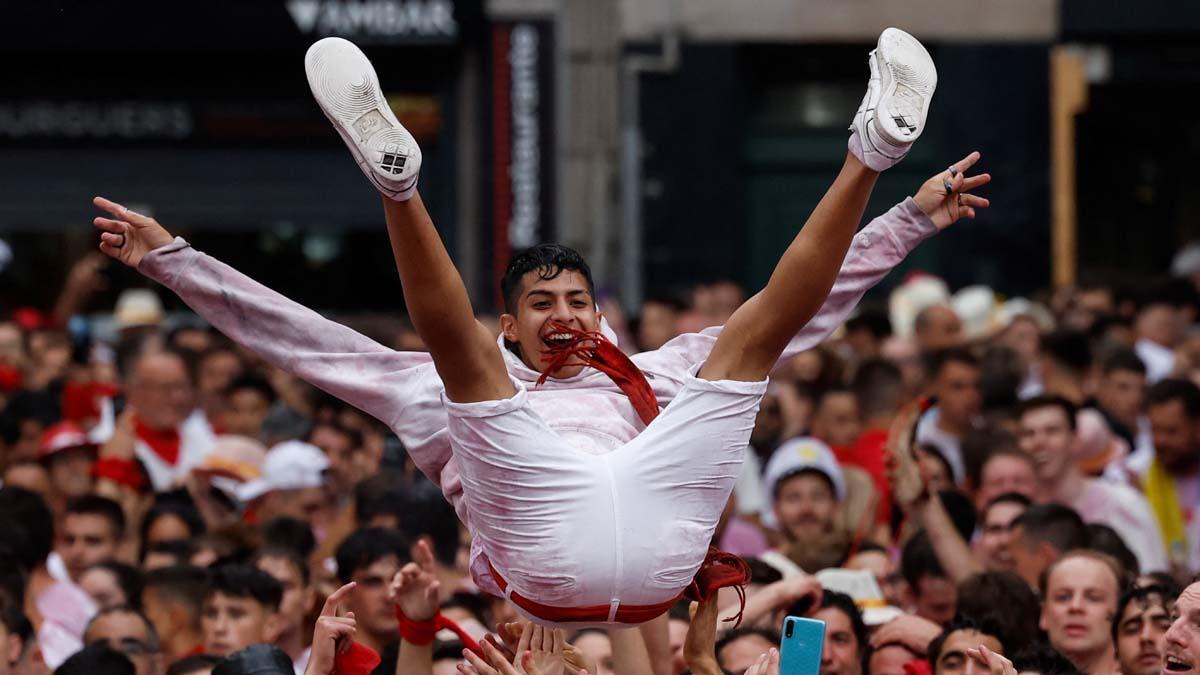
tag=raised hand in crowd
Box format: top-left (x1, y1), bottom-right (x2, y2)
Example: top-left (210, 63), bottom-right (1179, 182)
top-left (52, 252), bottom-right (109, 324)
top-left (885, 401), bottom-right (984, 582)
top-left (93, 406), bottom-right (145, 528)
top-left (390, 539), bottom-right (441, 621)
top-left (717, 570), bottom-right (822, 634)
top-left (92, 196), bottom-right (175, 267)
top-left (492, 622), bottom-right (589, 675)
top-left (911, 151), bottom-right (991, 230)
top-left (967, 644), bottom-right (1017, 675)
top-left (512, 624), bottom-right (568, 675)
top-left (461, 625), bottom-right (576, 675)
top-left (742, 649), bottom-right (781, 675)
top-left (885, 403), bottom-right (926, 513)
top-left (392, 539), bottom-right (441, 675)
top-left (869, 614), bottom-right (942, 657)
top-left (306, 582), bottom-right (358, 675)
top-left (683, 595), bottom-right (723, 675)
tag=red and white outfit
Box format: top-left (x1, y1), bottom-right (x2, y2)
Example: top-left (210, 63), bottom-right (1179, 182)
top-left (138, 199), bottom-right (936, 625)
top-left (92, 403), bottom-right (216, 492)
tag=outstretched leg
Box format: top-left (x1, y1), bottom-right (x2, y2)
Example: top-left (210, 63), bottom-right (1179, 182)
top-left (307, 38), bottom-right (512, 403)
top-left (700, 153), bottom-right (877, 382)
top-left (381, 194), bottom-right (515, 403)
top-left (700, 28), bottom-right (937, 383)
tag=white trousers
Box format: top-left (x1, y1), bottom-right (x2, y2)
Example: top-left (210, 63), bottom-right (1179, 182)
top-left (444, 369), bottom-right (767, 627)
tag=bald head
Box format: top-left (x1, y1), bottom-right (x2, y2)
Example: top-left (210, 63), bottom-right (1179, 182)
top-left (127, 351), bottom-right (194, 431)
top-left (1164, 582), bottom-right (1200, 675)
top-left (915, 304), bottom-right (964, 351)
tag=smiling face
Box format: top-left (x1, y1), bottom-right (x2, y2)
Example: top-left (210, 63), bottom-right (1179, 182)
top-left (500, 269), bottom-right (601, 378)
top-left (1018, 406), bottom-right (1076, 486)
top-left (1164, 583), bottom-right (1200, 675)
top-left (774, 472), bottom-right (838, 543)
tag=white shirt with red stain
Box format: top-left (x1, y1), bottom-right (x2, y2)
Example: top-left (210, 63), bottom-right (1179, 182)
top-left (138, 198), bottom-right (937, 594)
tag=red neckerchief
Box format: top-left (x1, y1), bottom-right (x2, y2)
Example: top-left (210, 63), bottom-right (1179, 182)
top-left (536, 322), bottom-right (660, 426)
top-left (134, 417), bottom-right (181, 465)
top-left (333, 642), bottom-right (380, 675)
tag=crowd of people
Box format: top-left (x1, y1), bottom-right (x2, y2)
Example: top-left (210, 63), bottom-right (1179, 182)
top-left (2, 26), bottom-right (1199, 675)
top-left (0, 238), bottom-right (1199, 675)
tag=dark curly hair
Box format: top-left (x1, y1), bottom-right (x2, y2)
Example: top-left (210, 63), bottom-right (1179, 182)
top-left (500, 244), bottom-right (595, 314)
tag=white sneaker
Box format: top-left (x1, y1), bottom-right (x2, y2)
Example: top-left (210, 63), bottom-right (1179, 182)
top-left (305, 37), bottom-right (422, 200)
top-left (849, 28), bottom-right (937, 171)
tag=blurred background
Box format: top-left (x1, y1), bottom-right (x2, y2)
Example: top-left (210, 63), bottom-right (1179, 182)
top-left (0, 0), bottom-right (1192, 316)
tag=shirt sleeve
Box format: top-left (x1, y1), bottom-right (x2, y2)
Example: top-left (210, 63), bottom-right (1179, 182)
top-left (137, 238), bottom-right (452, 477)
top-left (634, 198), bottom-right (937, 388)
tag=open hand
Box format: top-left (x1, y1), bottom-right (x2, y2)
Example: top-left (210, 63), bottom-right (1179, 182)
top-left (492, 621), bottom-right (587, 675)
top-left (769, 573), bottom-right (823, 615)
top-left (92, 196), bottom-right (175, 267)
top-left (513, 623), bottom-right (566, 675)
top-left (306, 582), bottom-right (357, 675)
top-left (744, 649), bottom-right (780, 675)
top-left (885, 403), bottom-right (927, 510)
top-left (869, 614), bottom-right (941, 655)
top-left (389, 539), bottom-right (440, 621)
top-left (913, 151), bottom-right (991, 230)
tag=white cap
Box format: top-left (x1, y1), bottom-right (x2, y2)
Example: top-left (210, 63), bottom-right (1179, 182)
top-left (236, 440), bottom-right (329, 502)
top-left (115, 288), bottom-right (164, 328)
top-left (816, 568), bottom-right (905, 626)
top-left (951, 285), bottom-right (997, 340)
top-left (1173, 242), bottom-right (1200, 278)
top-left (996, 297), bottom-right (1055, 332)
top-left (889, 275), bottom-right (950, 338)
top-left (763, 437), bottom-right (846, 501)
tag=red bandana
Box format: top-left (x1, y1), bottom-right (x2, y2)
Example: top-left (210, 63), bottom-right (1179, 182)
top-left (134, 417), bottom-right (181, 466)
top-left (536, 322), bottom-right (660, 426)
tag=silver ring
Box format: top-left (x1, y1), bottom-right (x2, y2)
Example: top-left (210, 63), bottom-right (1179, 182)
top-left (942, 178), bottom-right (954, 194)
top-left (948, 164), bottom-right (958, 177)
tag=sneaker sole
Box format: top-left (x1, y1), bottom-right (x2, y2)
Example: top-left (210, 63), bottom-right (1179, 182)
top-left (305, 37), bottom-right (421, 198)
top-left (873, 28), bottom-right (937, 147)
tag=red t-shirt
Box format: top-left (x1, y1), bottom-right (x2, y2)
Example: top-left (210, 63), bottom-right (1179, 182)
top-left (836, 427), bottom-right (892, 525)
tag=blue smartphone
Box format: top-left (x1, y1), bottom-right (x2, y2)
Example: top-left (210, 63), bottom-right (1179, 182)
top-left (780, 616), bottom-right (825, 675)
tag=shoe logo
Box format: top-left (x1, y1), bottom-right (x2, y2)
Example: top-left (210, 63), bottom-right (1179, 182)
top-left (892, 114), bottom-right (917, 135)
top-left (380, 151), bottom-right (407, 175)
top-left (353, 109), bottom-right (388, 141)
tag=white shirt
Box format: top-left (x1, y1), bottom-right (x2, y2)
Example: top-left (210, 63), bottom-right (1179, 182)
top-left (293, 646), bottom-right (312, 675)
top-left (1071, 478), bottom-right (1169, 573)
top-left (915, 407), bottom-right (965, 485)
top-left (1136, 338), bottom-right (1176, 384)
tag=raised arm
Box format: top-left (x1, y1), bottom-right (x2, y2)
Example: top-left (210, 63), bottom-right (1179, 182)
top-left (777, 159), bottom-right (989, 361)
top-left (91, 197), bottom-right (446, 450)
top-left (636, 157), bottom-right (990, 381)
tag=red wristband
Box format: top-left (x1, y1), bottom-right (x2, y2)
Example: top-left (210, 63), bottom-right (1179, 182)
top-left (394, 607), bottom-right (484, 656)
top-left (92, 457), bottom-right (147, 490)
top-left (395, 606), bottom-right (438, 646)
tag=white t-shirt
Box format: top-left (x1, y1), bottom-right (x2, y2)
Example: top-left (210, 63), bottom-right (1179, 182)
top-left (1071, 478), bottom-right (1169, 573)
top-left (1136, 339), bottom-right (1176, 384)
top-left (293, 646), bottom-right (312, 675)
top-left (915, 407), bottom-right (965, 485)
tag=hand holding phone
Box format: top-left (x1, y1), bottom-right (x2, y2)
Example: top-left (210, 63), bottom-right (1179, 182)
top-left (780, 616), bottom-right (825, 675)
